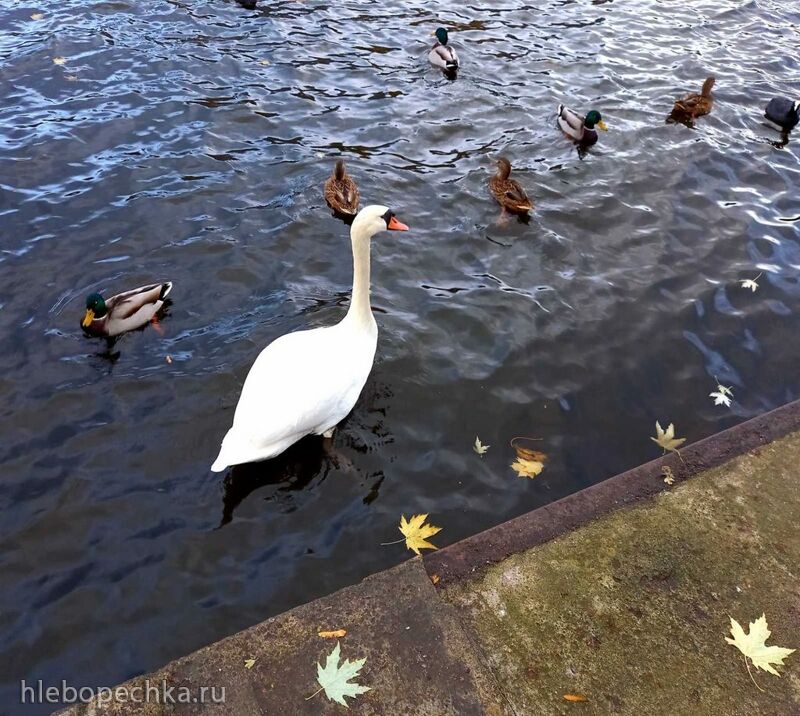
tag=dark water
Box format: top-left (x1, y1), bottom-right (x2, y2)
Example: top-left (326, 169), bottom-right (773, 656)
top-left (1, 0), bottom-right (799, 710)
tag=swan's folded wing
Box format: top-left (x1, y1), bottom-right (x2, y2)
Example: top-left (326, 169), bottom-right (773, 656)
top-left (211, 326), bottom-right (373, 470)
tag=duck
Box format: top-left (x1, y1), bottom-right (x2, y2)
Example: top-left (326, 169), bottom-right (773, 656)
top-left (324, 159), bottom-right (360, 218)
top-left (668, 77), bottom-right (715, 124)
top-left (211, 205), bottom-right (409, 472)
top-left (428, 27), bottom-right (459, 77)
top-left (557, 105), bottom-right (607, 145)
top-left (489, 158), bottom-right (533, 214)
top-left (81, 282), bottom-right (173, 338)
top-left (764, 97), bottom-right (800, 133)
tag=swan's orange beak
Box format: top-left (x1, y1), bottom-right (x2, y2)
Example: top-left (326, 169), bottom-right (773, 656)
top-left (387, 216), bottom-right (409, 231)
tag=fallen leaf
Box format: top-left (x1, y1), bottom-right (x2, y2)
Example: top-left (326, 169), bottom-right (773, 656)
top-left (430, 574), bottom-right (440, 585)
top-left (563, 694), bottom-right (588, 702)
top-left (740, 273), bottom-right (762, 292)
top-left (166, 355), bottom-right (173, 364)
top-left (259, 59), bottom-right (271, 65)
top-left (510, 437), bottom-right (547, 478)
top-left (31, 12), bottom-right (44, 20)
top-left (244, 658), bottom-right (256, 669)
top-left (318, 629), bottom-right (347, 639)
top-left (662, 465), bottom-right (675, 486)
top-left (726, 614), bottom-right (795, 678)
top-left (709, 387), bottom-right (732, 407)
top-left (311, 642), bottom-right (370, 707)
top-left (473, 436), bottom-right (489, 455)
top-left (399, 514), bottom-right (441, 555)
top-left (53, 57), bottom-right (66, 65)
top-left (651, 421), bottom-right (686, 454)
top-left (511, 457), bottom-right (544, 478)
top-left (65, 75), bottom-right (79, 81)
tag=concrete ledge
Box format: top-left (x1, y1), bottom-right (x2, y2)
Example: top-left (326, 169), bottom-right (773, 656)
top-left (425, 398), bottom-right (800, 584)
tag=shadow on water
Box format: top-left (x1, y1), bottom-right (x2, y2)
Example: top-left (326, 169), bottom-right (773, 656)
top-left (218, 436), bottom-right (332, 527)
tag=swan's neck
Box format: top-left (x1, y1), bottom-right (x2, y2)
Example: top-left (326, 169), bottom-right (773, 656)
top-left (345, 228), bottom-right (375, 329)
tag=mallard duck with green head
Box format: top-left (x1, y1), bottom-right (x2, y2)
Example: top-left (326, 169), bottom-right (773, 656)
top-left (557, 105), bottom-right (608, 145)
top-left (429, 27), bottom-right (459, 77)
top-left (81, 282), bottom-right (172, 338)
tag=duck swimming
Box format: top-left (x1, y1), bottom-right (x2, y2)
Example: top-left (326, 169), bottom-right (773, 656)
top-left (81, 282), bottom-right (172, 338)
top-left (668, 77), bottom-right (715, 124)
top-left (489, 158), bottom-right (533, 214)
top-left (764, 97), bottom-right (800, 133)
top-left (557, 105), bottom-right (607, 145)
top-left (324, 159), bottom-right (360, 219)
top-left (428, 27), bottom-right (459, 78)
top-left (211, 205), bottom-right (409, 472)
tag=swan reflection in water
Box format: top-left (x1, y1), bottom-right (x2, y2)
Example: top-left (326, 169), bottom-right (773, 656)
top-left (217, 412), bottom-right (389, 528)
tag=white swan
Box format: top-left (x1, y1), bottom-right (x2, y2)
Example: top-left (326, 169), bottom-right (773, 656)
top-left (211, 205), bottom-right (409, 472)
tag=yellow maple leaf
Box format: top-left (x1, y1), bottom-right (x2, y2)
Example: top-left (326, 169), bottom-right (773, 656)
top-left (511, 457), bottom-right (544, 478)
top-left (726, 614), bottom-right (795, 678)
top-left (244, 658), bottom-right (256, 669)
top-left (651, 421), bottom-right (686, 453)
top-left (318, 629), bottom-right (347, 639)
top-left (399, 514), bottom-right (441, 555)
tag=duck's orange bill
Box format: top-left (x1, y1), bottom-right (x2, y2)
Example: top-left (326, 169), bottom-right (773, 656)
top-left (388, 216), bottom-right (409, 231)
top-left (81, 309), bottom-right (95, 327)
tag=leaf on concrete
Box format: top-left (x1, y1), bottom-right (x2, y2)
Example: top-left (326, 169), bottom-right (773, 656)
top-left (314, 642), bottom-right (370, 707)
top-left (319, 629), bottom-right (347, 639)
top-left (563, 693), bottom-right (588, 702)
top-left (726, 614), bottom-right (795, 677)
top-left (661, 465), bottom-right (675, 486)
top-left (399, 514), bottom-right (442, 555)
top-left (651, 421), bottom-right (686, 453)
top-left (244, 658), bottom-right (256, 669)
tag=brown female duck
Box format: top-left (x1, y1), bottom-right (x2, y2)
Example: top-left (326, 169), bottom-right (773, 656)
top-left (324, 160), bottom-right (360, 218)
top-left (489, 158), bottom-right (533, 214)
top-left (668, 77), bottom-right (715, 124)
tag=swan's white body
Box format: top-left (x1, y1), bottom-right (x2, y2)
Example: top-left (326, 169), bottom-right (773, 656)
top-left (211, 205), bottom-right (403, 472)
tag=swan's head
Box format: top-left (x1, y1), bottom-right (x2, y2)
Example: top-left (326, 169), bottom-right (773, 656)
top-left (351, 204), bottom-right (409, 239)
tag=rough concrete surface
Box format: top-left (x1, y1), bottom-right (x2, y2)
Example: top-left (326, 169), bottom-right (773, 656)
top-left (60, 428), bottom-right (800, 716)
top-left (443, 434), bottom-right (800, 715)
top-left (60, 559), bottom-right (507, 716)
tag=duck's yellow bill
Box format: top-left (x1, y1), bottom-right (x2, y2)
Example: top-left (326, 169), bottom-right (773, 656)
top-left (598, 120), bottom-right (608, 131)
top-left (81, 309), bottom-right (95, 327)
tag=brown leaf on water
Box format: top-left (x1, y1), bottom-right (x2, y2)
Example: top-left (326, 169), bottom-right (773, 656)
top-left (563, 693), bottom-right (588, 702)
top-left (318, 629), bottom-right (347, 639)
top-left (510, 437), bottom-right (547, 479)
